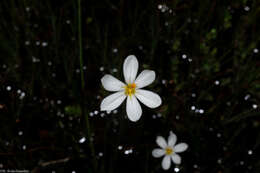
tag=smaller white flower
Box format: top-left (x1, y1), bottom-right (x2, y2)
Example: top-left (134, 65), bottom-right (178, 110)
top-left (152, 131), bottom-right (188, 170)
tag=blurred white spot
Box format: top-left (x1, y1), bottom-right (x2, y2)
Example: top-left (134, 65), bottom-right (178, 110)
top-left (83, 66), bottom-right (87, 70)
top-left (79, 137), bottom-right (86, 143)
top-left (162, 79), bottom-right (167, 84)
top-left (25, 41), bottom-right (30, 45)
top-left (244, 6), bottom-right (250, 11)
top-left (6, 86), bottom-right (12, 91)
top-left (199, 109), bottom-right (204, 114)
top-left (217, 159), bottom-right (222, 164)
top-left (158, 4), bottom-right (168, 12)
top-left (19, 92), bottom-right (26, 99)
top-left (25, 7), bottom-right (30, 12)
top-left (157, 113), bottom-right (162, 118)
top-left (124, 149), bottom-right (133, 155)
top-left (248, 150), bottom-right (253, 155)
top-left (188, 58), bottom-right (192, 62)
top-left (18, 131), bottom-right (23, 136)
top-left (32, 56), bottom-right (40, 63)
top-left (94, 110), bottom-right (99, 115)
top-left (76, 69), bottom-right (80, 73)
top-left (66, 20), bottom-right (71, 24)
top-left (152, 114), bottom-right (156, 119)
top-left (42, 42), bottom-right (48, 47)
top-left (112, 68), bottom-right (118, 73)
top-left (72, 171), bottom-right (76, 173)
top-left (244, 94), bottom-right (250, 100)
top-left (3, 64), bottom-right (7, 68)
top-left (253, 48), bottom-right (259, 53)
top-left (191, 93), bottom-right (196, 97)
top-left (182, 54), bottom-right (187, 59)
top-left (48, 61), bottom-right (52, 66)
top-left (57, 100), bottom-right (62, 104)
top-left (215, 80), bottom-right (220, 85)
top-left (112, 48), bottom-right (118, 53)
top-left (89, 112), bottom-right (94, 117)
top-left (113, 109), bottom-right (118, 114)
top-left (252, 104), bottom-right (258, 109)
top-left (100, 113), bottom-right (105, 117)
top-left (174, 167), bottom-right (180, 172)
top-left (176, 115), bottom-right (180, 120)
top-left (36, 41), bottom-right (40, 46)
top-left (17, 89), bottom-right (21, 94)
top-left (98, 152), bottom-right (103, 157)
top-left (106, 110), bottom-right (111, 114)
top-left (193, 164), bottom-right (198, 168)
top-left (240, 161), bottom-right (244, 165)
top-left (217, 133), bottom-right (221, 138)
top-left (100, 66), bottom-right (104, 71)
top-left (22, 145), bottom-right (26, 150)
top-left (191, 106), bottom-right (196, 110)
top-left (118, 145), bottom-right (123, 150)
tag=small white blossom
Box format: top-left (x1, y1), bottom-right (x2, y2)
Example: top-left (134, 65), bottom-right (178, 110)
top-left (100, 55), bottom-right (162, 122)
top-left (152, 131), bottom-right (188, 170)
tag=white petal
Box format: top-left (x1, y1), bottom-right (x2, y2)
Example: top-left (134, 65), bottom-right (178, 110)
top-left (156, 136), bottom-right (167, 148)
top-left (100, 92), bottom-right (126, 111)
top-left (135, 70), bottom-right (155, 88)
top-left (174, 143), bottom-right (188, 153)
top-left (101, 74), bottom-right (125, 92)
top-left (162, 155), bottom-right (171, 170)
top-left (152, 149), bottom-right (165, 158)
top-left (126, 95), bottom-right (142, 122)
top-left (171, 154), bottom-right (181, 164)
top-left (168, 132), bottom-right (177, 147)
top-left (135, 89), bottom-right (162, 108)
top-left (123, 55), bottom-right (139, 84)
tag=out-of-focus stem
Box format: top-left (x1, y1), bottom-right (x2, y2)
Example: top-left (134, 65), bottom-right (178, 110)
top-left (78, 0), bottom-right (97, 171)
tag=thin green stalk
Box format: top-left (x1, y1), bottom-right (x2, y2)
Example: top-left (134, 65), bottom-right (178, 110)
top-left (78, 0), bottom-right (84, 89)
top-left (78, 0), bottom-right (97, 171)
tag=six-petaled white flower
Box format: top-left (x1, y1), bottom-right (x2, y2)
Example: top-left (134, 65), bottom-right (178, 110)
top-left (152, 131), bottom-right (188, 170)
top-left (100, 55), bottom-right (162, 122)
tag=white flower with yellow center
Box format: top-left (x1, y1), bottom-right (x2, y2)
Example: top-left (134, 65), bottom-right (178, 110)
top-left (152, 131), bottom-right (188, 170)
top-left (100, 55), bottom-right (162, 122)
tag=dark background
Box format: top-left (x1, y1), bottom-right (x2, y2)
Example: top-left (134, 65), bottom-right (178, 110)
top-left (0, 0), bottom-right (260, 172)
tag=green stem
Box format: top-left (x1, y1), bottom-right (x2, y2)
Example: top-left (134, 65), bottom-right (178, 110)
top-left (78, 0), bottom-right (84, 89)
top-left (78, 0), bottom-right (97, 171)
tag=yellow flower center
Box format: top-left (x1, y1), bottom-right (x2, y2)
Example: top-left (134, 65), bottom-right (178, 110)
top-left (124, 83), bottom-right (136, 96)
top-left (165, 147), bottom-right (173, 155)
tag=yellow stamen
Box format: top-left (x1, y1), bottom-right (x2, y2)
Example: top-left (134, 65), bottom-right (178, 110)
top-left (165, 147), bottom-right (173, 155)
top-left (124, 83), bottom-right (136, 96)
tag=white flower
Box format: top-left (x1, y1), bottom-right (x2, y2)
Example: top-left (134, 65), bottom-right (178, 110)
top-left (152, 131), bottom-right (188, 170)
top-left (100, 55), bottom-right (162, 122)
